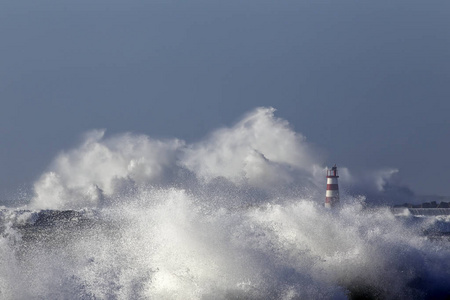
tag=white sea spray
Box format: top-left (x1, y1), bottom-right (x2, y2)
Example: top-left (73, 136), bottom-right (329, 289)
top-left (1, 107), bottom-right (447, 299)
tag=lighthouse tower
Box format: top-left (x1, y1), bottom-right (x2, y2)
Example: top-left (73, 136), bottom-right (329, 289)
top-left (325, 164), bottom-right (340, 208)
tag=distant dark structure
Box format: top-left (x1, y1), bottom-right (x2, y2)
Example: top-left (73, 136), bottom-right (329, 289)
top-left (393, 201), bottom-right (450, 209)
top-left (392, 201), bottom-right (450, 216)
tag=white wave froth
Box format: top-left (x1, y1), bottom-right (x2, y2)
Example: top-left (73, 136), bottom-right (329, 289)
top-left (29, 107), bottom-right (408, 210)
top-left (3, 107), bottom-right (444, 298)
top-left (1, 189), bottom-right (449, 299)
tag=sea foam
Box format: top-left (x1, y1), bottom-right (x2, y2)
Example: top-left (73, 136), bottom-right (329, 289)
top-left (1, 107), bottom-right (448, 299)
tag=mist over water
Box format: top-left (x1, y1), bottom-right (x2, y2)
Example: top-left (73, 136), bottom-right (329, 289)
top-left (1, 107), bottom-right (449, 299)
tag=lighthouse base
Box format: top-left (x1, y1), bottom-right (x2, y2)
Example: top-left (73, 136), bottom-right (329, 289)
top-left (325, 199), bottom-right (340, 209)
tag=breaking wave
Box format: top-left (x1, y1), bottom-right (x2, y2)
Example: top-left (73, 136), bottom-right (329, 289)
top-left (0, 107), bottom-right (449, 299)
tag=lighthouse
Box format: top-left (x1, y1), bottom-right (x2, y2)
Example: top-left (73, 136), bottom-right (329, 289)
top-left (325, 164), bottom-right (340, 208)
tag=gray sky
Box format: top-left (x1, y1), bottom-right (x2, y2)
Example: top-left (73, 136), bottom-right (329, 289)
top-left (1, 0), bottom-right (449, 202)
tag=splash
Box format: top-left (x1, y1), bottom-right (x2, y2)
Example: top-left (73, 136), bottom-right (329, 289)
top-left (2, 190), bottom-right (450, 299)
top-left (2, 107), bottom-right (447, 299)
top-left (30, 107), bottom-right (408, 210)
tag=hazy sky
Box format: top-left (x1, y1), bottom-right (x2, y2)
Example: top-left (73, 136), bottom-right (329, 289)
top-left (1, 0), bottom-right (449, 202)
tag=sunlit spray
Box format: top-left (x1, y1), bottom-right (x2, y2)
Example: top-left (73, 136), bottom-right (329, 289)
top-left (1, 107), bottom-right (448, 299)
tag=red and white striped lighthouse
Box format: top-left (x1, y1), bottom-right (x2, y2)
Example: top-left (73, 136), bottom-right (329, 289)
top-left (325, 164), bottom-right (340, 208)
